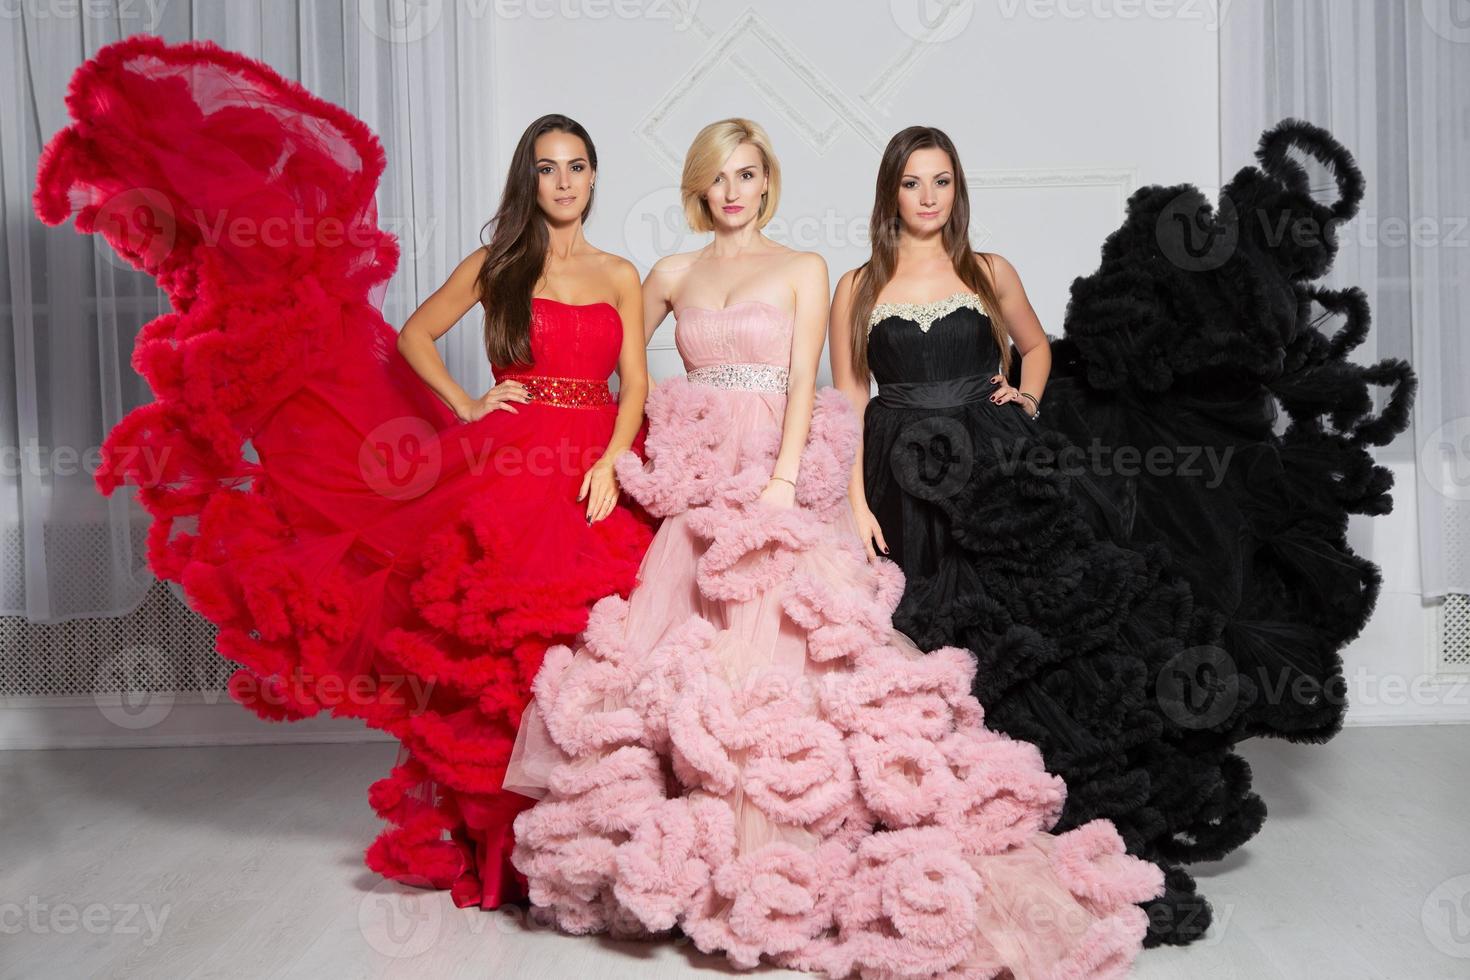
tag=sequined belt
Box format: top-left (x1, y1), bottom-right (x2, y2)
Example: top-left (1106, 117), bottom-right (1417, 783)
top-left (875, 374), bottom-right (997, 409)
top-left (501, 373), bottom-right (614, 409)
top-left (686, 362), bottom-right (789, 393)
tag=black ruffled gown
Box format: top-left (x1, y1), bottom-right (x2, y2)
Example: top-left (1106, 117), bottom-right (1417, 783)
top-left (861, 118), bottom-right (1416, 947)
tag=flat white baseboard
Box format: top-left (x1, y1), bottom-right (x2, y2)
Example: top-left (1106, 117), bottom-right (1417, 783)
top-left (1341, 695), bottom-right (1470, 727)
top-left (0, 694), bottom-right (395, 750)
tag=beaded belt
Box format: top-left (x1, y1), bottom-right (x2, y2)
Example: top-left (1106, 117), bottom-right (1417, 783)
top-left (686, 362), bottom-right (789, 393)
top-left (875, 374), bottom-right (997, 409)
top-left (501, 373), bottom-right (614, 408)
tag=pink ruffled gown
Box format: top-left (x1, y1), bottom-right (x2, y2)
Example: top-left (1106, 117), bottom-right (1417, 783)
top-left (504, 300), bottom-right (1165, 978)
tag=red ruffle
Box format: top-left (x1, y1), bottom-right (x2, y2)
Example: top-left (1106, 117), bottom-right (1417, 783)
top-left (34, 34), bottom-right (656, 908)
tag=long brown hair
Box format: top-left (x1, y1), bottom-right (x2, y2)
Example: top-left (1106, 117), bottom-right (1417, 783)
top-left (850, 126), bottom-right (1008, 379)
top-left (476, 114), bottom-right (598, 367)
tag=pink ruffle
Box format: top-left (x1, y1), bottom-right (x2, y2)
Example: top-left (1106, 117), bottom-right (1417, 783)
top-left (512, 378), bottom-right (1165, 976)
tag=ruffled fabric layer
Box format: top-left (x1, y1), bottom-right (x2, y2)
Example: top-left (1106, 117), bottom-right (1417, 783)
top-left (866, 391), bottom-right (1246, 947)
top-left (34, 34), bottom-right (656, 908)
top-left (508, 379), bottom-right (1164, 977)
top-left (872, 118), bottom-right (1415, 946)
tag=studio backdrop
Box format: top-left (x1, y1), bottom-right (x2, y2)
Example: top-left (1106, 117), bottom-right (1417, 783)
top-left (2, 1), bottom-right (1463, 741)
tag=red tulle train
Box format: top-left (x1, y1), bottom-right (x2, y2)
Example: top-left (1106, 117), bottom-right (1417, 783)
top-left (33, 34), bottom-right (655, 907)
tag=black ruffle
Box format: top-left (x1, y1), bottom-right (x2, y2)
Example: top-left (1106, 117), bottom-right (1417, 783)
top-left (864, 118), bottom-right (1416, 947)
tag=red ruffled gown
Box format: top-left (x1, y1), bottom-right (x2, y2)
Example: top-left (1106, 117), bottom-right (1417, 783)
top-left (31, 34), bottom-right (655, 908)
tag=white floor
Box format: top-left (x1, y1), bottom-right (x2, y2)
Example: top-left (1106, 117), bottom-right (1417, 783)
top-left (1, 725), bottom-right (1466, 979)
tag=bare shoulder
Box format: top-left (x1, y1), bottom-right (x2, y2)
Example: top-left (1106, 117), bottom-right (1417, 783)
top-left (834, 265), bottom-right (863, 298)
top-left (978, 250), bottom-right (1019, 290)
top-left (594, 251), bottom-right (640, 289)
top-left (444, 245), bottom-right (490, 295)
top-left (649, 248), bottom-right (705, 276)
top-left (645, 249), bottom-right (702, 293)
top-left (785, 247), bottom-right (829, 282)
top-left (456, 245), bottom-right (490, 274)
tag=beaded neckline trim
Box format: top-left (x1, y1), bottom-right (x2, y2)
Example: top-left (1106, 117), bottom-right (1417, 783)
top-left (868, 290), bottom-right (988, 334)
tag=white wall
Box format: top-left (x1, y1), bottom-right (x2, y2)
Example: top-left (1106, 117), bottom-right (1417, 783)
top-left (17, 5), bottom-right (1453, 746)
top-left (489, 0), bottom-right (1221, 378)
top-left (1345, 461), bottom-right (1470, 725)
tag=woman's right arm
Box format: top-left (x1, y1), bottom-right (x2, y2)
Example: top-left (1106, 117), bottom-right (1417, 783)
top-left (829, 268), bottom-right (888, 559)
top-left (640, 254), bottom-right (677, 346)
top-left (397, 246), bottom-right (524, 422)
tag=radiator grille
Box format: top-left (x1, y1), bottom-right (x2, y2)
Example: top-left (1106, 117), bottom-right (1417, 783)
top-left (0, 577), bottom-right (232, 697)
top-left (1439, 593), bottom-right (1470, 673)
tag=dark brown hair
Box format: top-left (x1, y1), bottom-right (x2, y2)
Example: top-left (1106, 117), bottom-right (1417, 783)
top-left (850, 126), bottom-right (1008, 379)
top-left (476, 114), bottom-right (598, 367)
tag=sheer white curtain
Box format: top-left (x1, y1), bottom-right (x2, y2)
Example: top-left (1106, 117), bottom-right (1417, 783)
top-left (1221, 0), bottom-right (1469, 599)
top-left (2, 2), bottom-right (499, 622)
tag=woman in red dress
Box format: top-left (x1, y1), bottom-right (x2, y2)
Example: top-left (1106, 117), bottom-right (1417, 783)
top-left (32, 36), bottom-right (655, 909)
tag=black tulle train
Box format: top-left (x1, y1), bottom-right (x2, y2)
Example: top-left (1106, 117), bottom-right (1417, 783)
top-left (867, 119), bottom-right (1416, 946)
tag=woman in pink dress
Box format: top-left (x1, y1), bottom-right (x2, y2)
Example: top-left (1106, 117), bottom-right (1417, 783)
top-left (505, 118), bottom-right (1165, 978)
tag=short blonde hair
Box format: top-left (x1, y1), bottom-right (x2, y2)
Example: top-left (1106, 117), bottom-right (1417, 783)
top-left (681, 118), bottom-right (781, 232)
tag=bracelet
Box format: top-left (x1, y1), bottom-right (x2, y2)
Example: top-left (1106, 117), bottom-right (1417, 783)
top-left (1018, 392), bottom-right (1040, 421)
top-left (769, 475), bottom-right (796, 487)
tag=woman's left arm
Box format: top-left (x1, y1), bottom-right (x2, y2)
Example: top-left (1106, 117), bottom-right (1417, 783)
top-left (985, 252), bottom-right (1052, 416)
top-left (580, 258), bottom-right (648, 522)
top-left (760, 251), bottom-right (829, 507)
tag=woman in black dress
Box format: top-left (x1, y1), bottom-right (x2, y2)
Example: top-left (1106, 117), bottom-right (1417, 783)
top-left (829, 121), bottom-right (1415, 947)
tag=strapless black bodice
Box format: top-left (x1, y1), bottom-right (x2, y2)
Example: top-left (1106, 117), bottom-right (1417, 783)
top-left (867, 304), bottom-right (1000, 387)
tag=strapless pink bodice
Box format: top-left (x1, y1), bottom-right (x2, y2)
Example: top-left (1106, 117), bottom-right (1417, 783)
top-left (674, 301), bottom-right (794, 372)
